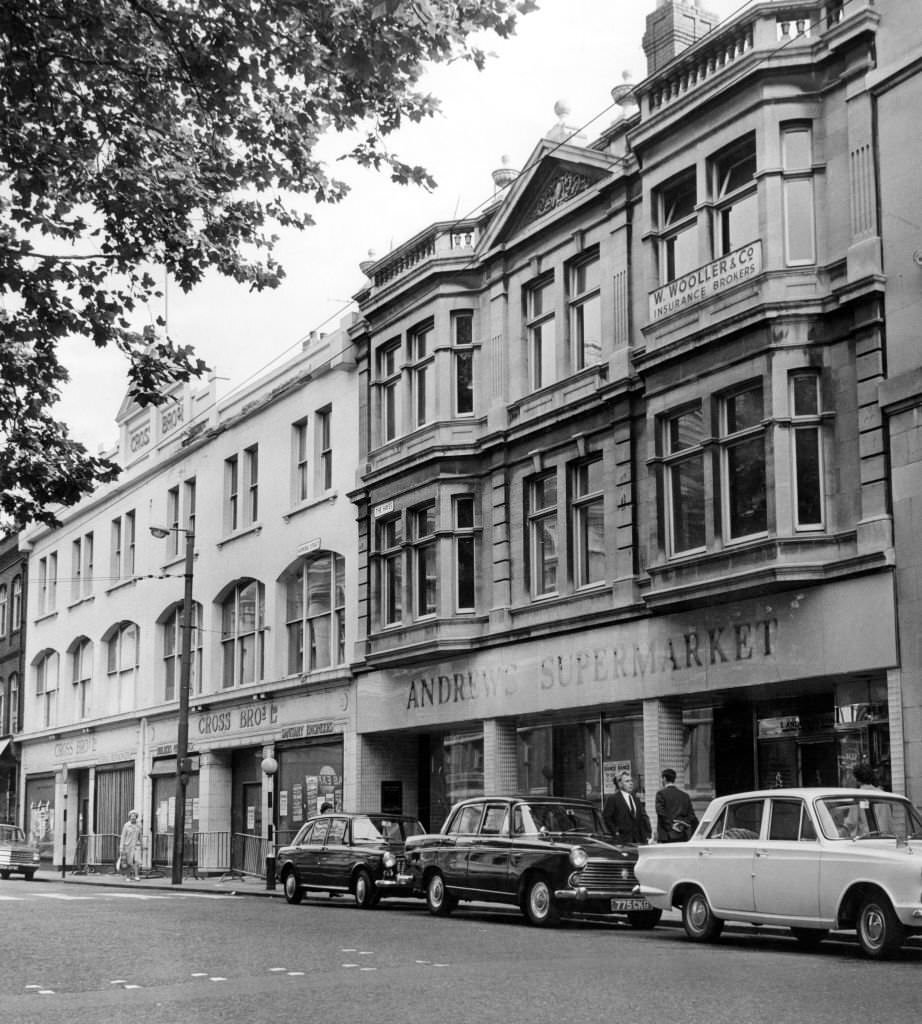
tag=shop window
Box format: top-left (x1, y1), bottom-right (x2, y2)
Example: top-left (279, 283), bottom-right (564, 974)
top-left (70, 637), bottom-right (93, 720)
top-left (221, 580), bottom-right (265, 688)
top-left (791, 372), bottom-right (824, 529)
top-left (452, 311), bottom-right (474, 416)
top-left (376, 515), bottom-right (403, 627)
top-left (34, 650), bottom-right (59, 729)
top-left (527, 471), bottom-right (558, 598)
top-left (410, 321), bottom-right (434, 428)
top-left (162, 602), bottom-right (203, 700)
top-left (453, 495), bottom-right (476, 612)
top-left (410, 505), bottom-right (437, 618)
top-left (658, 169), bottom-right (698, 282)
top-left (569, 250), bottom-right (601, 370)
top-left (571, 457), bottom-right (605, 587)
top-left (721, 383), bottom-right (767, 540)
top-left (285, 553), bottom-right (346, 673)
top-left (377, 339), bottom-right (401, 442)
top-left (781, 124), bottom-right (815, 265)
top-left (711, 133), bottom-right (758, 256)
top-left (526, 274), bottom-right (556, 390)
top-left (663, 404), bottom-right (707, 555)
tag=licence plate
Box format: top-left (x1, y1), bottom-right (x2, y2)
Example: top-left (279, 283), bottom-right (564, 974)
top-left (611, 898), bottom-right (652, 912)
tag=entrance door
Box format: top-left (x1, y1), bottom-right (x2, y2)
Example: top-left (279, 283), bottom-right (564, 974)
top-left (243, 782), bottom-right (262, 836)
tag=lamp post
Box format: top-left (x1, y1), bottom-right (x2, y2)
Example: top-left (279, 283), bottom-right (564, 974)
top-left (151, 524), bottom-right (194, 885)
top-left (261, 755), bottom-right (278, 891)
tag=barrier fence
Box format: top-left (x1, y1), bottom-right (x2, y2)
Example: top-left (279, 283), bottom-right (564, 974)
top-left (74, 830), bottom-right (274, 879)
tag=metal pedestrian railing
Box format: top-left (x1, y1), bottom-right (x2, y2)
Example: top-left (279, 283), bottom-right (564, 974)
top-left (73, 833), bottom-right (120, 874)
top-left (230, 832), bottom-right (271, 878)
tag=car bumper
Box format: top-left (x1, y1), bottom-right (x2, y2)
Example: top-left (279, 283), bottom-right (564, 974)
top-left (554, 885), bottom-right (655, 911)
top-left (375, 873), bottom-right (415, 891)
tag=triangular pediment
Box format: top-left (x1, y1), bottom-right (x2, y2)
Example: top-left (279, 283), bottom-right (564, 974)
top-left (478, 140), bottom-right (619, 253)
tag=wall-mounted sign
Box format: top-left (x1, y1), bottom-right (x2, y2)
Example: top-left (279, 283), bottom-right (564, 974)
top-left (373, 500), bottom-right (395, 518)
top-left (649, 240), bottom-right (762, 322)
top-left (298, 538), bottom-right (322, 555)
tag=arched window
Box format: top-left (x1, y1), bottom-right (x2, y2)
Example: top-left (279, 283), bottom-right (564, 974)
top-left (106, 622), bottom-right (138, 713)
top-left (0, 584), bottom-right (7, 637)
top-left (70, 637), bottom-right (93, 720)
top-left (221, 580), bottom-right (265, 688)
top-left (285, 553), bottom-right (345, 674)
top-left (34, 650), bottom-right (59, 729)
top-left (9, 673), bottom-right (20, 732)
top-left (10, 576), bottom-right (21, 631)
top-left (162, 602), bottom-right (203, 701)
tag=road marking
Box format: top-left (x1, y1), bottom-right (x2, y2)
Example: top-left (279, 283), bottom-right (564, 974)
top-left (0, 895), bottom-right (26, 901)
top-left (29, 892), bottom-right (94, 900)
top-left (268, 968), bottom-right (288, 973)
top-left (341, 963), bottom-right (359, 968)
top-left (286, 971), bottom-right (305, 976)
top-left (209, 977), bottom-right (228, 983)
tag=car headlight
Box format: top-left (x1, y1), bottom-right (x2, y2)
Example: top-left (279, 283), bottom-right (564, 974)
top-left (382, 851), bottom-right (396, 869)
top-left (569, 846), bottom-right (588, 870)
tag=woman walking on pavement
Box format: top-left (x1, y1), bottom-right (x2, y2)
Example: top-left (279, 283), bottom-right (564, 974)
top-left (119, 809), bottom-right (142, 880)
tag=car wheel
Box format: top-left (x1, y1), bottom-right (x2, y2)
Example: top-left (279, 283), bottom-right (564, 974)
top-left (857, 894), bottom-right (906, 959)
top-left (682, 889), bottom-right (724, 942)
top-left (627, 909), bottom-right (662, 930)
top-left (354, 869), bottom-right (376, 909)
top-left (282, 871), bottom-right (303, 905)
top-left (790, 927), bottom-right (827, 949)
top-left (425, 871), bottom-right (454, 916)
top-left (523, 875), bottom-right (560, 927)
top-left (0, 871), bottom-right (10, 880)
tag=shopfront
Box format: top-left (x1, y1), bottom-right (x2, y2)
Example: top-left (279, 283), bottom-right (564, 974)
top-left (357, 574), bottom-right (901, 825)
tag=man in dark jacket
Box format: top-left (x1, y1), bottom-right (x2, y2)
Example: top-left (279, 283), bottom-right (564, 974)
top-left (655, 769), bottom-right (698, 842)
top-left (603, 771), bottom-right (652, 844)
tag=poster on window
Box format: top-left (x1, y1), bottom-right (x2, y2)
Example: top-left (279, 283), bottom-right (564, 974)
top-left (25, 776), bottom-right (56, 861)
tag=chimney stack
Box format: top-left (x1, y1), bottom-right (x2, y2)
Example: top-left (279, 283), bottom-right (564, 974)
top-left (642, 0), bottom-right (718, 76)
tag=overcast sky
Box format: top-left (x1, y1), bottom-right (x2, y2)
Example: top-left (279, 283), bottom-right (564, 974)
top-left (57, 0), bottom-right (745, 451)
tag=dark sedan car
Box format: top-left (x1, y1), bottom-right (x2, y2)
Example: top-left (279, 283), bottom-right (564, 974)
top-left (405, 795), bottom-right (660, 928)
top-left (275, 812), bottom-right (424, 907)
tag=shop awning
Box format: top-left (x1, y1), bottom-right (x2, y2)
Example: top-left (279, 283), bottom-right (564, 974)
top-left (0, 737), bottom-right (18, 762)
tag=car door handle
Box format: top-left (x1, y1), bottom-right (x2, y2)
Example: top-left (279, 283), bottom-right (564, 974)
top-left (697, 850), bottom-right (711, 857)
top-left (754, 849), bottom-right (767, 857)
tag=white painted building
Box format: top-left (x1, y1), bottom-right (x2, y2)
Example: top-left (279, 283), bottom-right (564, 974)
top-left (18, 316), bottom-right (361, 875)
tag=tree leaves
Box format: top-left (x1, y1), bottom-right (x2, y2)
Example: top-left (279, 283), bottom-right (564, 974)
top-left (0, 0), bottom-right (533, 527)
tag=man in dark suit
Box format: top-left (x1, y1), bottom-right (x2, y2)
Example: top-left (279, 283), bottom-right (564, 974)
top-left (655, 769), bottom-right (699, 842)
top-left (603, 771), bottom-right (651, 844)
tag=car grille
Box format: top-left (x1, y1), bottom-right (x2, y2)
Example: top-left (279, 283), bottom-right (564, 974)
top-left (0, 849), bottom-right (34, 867)
top-left (576, 861), bottom-right (637, 891)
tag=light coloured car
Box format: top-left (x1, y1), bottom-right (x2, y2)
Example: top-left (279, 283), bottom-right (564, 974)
top-left (0, 824), bottom-right (40, 880)
top-left (634, 787), bottom-right (922, 958)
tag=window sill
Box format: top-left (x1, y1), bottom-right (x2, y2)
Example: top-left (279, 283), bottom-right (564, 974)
top-left (217, 523), bottom-right (263, 549)
top-left (34, 610), bottom-right (59, 624)
top-left (105, 578), bottom-right (137, 596)
top-left (283, 492), bottom-right (339, 522)
top-left (67, 595), bottom-right (96, 611)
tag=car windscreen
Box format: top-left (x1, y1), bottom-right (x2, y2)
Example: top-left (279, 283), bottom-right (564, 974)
top-left (0, 825), bottom-right (25, 843)
top-left (816, 795), bottom-right (922, 840)
top-left (515, 803), bottom-right (603, 834)
top-left (355, 816), bottom-right (424, 842)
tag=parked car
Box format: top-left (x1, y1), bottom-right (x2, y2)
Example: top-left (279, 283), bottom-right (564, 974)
top-left (0, 824), bottom-right (39, 880)
top-left (404, 795), bottom-right (660, 929)
top-left (275, 812), bottom-right (424, 907)
top-left (635, 787), bottom-right (922, 958)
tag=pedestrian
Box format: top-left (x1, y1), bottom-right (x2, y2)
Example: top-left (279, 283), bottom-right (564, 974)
top-left (852, 762), bottom-right (880, 789)
top-left (655, 769), bottom-right (698, 842)
top-left (602, 771), bottom-right (652, 844)
top-left (119, 809), bottom-right (142, 881)
top-left (320, 801), bottom-right (333, 814)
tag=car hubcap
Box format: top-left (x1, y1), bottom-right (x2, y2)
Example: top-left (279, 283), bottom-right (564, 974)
top-left (689, 898), bottom-right (707, 931)
top-left (531, 883), bottom-right (550, 917)
top-left (863, 907), bottom-right (884, 947)
top-left (357, 878), bottom-right (366, 902)
top-left (430, 877), bottom-right (443, 906)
